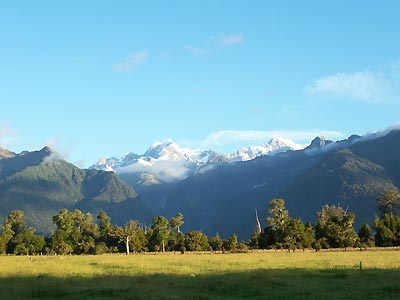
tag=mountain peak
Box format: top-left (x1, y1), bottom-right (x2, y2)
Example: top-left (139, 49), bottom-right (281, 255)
top-left (40, 146), bottom-right (52, 153)
top-left (0, 147), bottom-right (16, 159)
top-left (143, 139), bottom-right (184, 160)
top-left (267, 136), bottom-right (303, 150)
top-left (149, 139), bottom-right (175, 149)
top-left (307, 136), bottom-right (333, 149)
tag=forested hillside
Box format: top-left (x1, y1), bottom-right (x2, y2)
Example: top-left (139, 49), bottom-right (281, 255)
top-left (0, 147), bottom-right (153, 234)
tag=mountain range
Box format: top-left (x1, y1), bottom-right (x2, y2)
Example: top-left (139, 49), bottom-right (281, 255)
top-left (90, 136), bottom-right (304, 184)
top-left (1, 127), bottom-right (400, 239)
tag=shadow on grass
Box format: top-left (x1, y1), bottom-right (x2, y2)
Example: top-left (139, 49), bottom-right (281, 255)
top-left (1, 269), bottom-right (400, 300)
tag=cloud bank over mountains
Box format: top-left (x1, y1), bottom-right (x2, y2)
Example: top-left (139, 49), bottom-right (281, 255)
top-left (91, 136), bottom-right (305, 182)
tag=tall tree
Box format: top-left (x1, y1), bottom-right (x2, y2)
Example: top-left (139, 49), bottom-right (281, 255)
top-left (11, 227), bottom-right (45, 255)
top-left (150, 216), bottom-right (171, 252)
top-left (129, 226), bottom-right (148, 253)
top-left (226, 234), bottom-right (238, 251)
top-left (184, 230), bottom-right (210, 251)
top-left (374, 214), bottom-right (400, 247)
top-left (358, 222), bottom-right (374, 247)
top-left (0, 210), bottom-right (45, 255)
top-left (0, 219), bottom-right (13, 254)
top-left (315, 205), bottom-right (358, 249)
top-left (260, 198), bottom-right (292, 249)
top-left (97, 211), bottom-right (112, 239)
top-left (267, 198), bottom-right (290, 231)
top-left (51, 209), bottom-right (98, 255)
top-left (111, 220), bottom-right (138, 255)
top-left (377, 190), bottom-right (400, 216)
top-left (208, 233), bottom-right (223, 251)
top-left (70, 210), bottom-right (98, 254)
top-left (96, 211), bottom-right (117, 252)
top-left (170, 213), bottom-right (184, 234)
top-left (283, 218), bottom-right (314, 251)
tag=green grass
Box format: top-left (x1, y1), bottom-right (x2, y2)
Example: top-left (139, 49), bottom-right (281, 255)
top-left (0, 250), bottom-right (399, 300)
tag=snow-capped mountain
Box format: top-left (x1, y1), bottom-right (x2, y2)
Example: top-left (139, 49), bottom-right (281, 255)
top-left (90, 136), bottom-right (304, 183)
top-left (93, 140), bottom-right (221, 169)
top-left (90, 140), bottom-right (225, 182)
top-left (227, 136), bottom-right (304, 162)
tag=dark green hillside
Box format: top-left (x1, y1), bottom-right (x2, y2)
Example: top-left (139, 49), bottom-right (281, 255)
top-left (0, 147), bottom-right (51, 180)
top-left (0, 148), bottom-right (152, 235)
top-left (283, 132), bottom-right (400, 228)
top-left (351, 130), bottom-right (400, 181)
top-left (81, 169), bottom-right (137, 203)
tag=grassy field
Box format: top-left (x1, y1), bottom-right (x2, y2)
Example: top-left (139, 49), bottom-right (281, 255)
top-left (0, 250), bottom-right (399, 300)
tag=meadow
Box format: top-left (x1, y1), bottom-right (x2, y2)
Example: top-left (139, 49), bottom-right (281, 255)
top-left (0, 250), bottom-right (399, 300)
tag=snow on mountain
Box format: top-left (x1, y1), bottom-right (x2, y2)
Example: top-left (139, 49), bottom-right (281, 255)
top-left (143, 139), bottom-right (186, 160)
top-left (227, 136), bottom-right (304, 162)
top-left (90, 140), bottom-right (222, 182)
top-left (90, 136), bottom-right (303, 183)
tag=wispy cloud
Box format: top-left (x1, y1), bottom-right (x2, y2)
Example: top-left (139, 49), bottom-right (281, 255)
top-left (183, 46), bottom-right (212, 56)
top-left (201, 129), bottom-right (344, 147)
top-left (113, 51), bottom-right (149, 72)
top-left (305, 63), bottom-right (400, 102)
top-left (0, 122), bottom-right (16, 148)
top-left (214, 33), bottom-right (244, 46)
top-left (185, 33), bottom-right (244, 56)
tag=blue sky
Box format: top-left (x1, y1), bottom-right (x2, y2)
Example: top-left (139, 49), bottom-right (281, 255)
top-left (1, 1), bottom-right (400, 166)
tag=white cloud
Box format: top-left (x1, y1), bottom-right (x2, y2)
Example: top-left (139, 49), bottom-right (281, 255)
top-left (306, 64), bottom-right (400, 102)
top-left (118, 159), bottom-right (191, 183)
top-left (214, 33), bottom-right (244, 46)
top-left (201, 129), bottom-right (344, 147)
top-left (43, 139), bottom-right (70, 162)
top-left (357, 122), bottom-right (400, 142)
top-left (183, 46), bottom-right (211, 56)
top-left (42, 150), bottom-right (62, 164)
top-left (113, 51), bottom-right (149, 72)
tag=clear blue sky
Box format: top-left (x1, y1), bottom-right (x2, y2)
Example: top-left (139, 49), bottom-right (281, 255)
top-left (1, 1), bottom-right (400, 166)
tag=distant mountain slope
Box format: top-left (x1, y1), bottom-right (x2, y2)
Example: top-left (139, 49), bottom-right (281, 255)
top-left (122, 131), bottom-right (400, 239)
top-left (283, 131), bottom-right (400, 226)
top-left (283, 148), bottom-right (397, 226)
top-left (0, 147), bottom-right (153, 235)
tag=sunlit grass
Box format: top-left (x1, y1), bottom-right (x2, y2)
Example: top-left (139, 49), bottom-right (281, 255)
top-left (1, 250), bottom-right (399, 277)
top-left (0, 250), bottom-right (399, 299)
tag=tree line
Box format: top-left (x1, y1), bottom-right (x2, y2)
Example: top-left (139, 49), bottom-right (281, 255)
top-left (250, 190), bottom-right (400, 251)
top-left (0, 191), bottom-right (399, 255)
